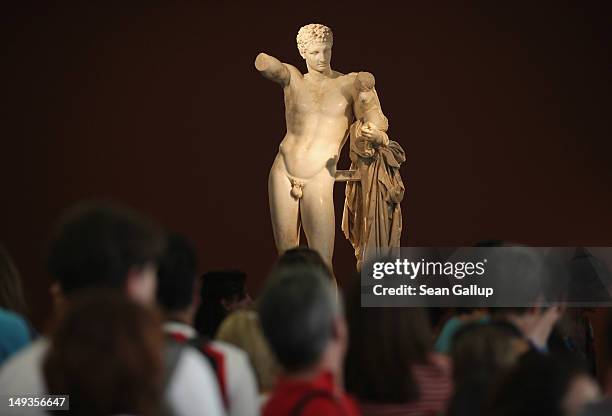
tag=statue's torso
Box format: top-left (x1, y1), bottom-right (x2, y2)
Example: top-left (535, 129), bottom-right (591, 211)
top-left (278, 68), bottom-right (356, 179)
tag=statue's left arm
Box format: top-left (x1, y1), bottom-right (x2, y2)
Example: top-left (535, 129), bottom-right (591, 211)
top-left (352, 72), bottom-right (389, 146)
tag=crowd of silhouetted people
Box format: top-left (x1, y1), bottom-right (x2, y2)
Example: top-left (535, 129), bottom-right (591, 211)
top-left (1, 201), bottom-right (612, 416)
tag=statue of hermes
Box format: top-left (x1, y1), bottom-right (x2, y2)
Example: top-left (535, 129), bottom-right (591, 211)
top-left (255, 23), bottom-right (390, 271)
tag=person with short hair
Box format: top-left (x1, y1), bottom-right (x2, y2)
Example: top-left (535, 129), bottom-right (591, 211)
top-left (0, 202), bottom-right (225, 416)
top-left (46, 202), bottom-right (163, 304)
top-left (274, 246), bottom-right (332, 279)
top-left (156, 233), bottom-right (259, 416)
top-left (259, 264), bottom-right (358, 416)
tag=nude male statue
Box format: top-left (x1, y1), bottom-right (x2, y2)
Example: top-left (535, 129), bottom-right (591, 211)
top-left (255, 24), bottom-right (387, 268)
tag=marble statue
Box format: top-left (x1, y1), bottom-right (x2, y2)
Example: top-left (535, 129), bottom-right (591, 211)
top-left (255, 23), bottom-right (404, 271)
top-left (342, 75), bottom-right (405, 270)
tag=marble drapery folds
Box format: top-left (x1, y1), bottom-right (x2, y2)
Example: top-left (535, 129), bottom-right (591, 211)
top-left (342, 119), bottom-right (405, 270)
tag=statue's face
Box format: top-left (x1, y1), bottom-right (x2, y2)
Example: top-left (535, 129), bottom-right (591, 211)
top-left (302, 41), bottom-right (332, 73)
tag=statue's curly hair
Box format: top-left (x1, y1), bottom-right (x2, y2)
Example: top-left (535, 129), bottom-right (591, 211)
top-left (296, 24), bottom-right (333, 55)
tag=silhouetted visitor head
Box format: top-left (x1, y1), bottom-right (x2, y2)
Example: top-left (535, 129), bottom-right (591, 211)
top-left (44, 290), bottom-right (164, 416)
top-left (275, 246), bottom-right (332, 279)
top-left (156, 233), bottom-right (199, 317)
top-left (344, 278), bottom-right (432, 403)
top-left (447, 321), bottom-right (530, 416)
top-left (258, 264), bottom-right (345, 373)
top-left (451, 321), bottom-right (528, 384)
top-left (47, 201), bottom-right (165, 305)
top-left (0, 244), bottom-right (29, 316)
top-left (194, 269), bottom-right (250, 338)
top-left (487, 351), bottom-right (600, 416)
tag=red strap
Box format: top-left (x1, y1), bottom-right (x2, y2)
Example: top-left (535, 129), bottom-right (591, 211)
top-left (166, 332), bottom-right (229, 409)
top-left (202, 344), bottom-right (229, 409)
top-left (168, 332), bottom-right (189, 343)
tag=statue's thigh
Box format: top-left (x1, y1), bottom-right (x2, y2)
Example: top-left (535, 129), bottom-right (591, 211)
top-left (268, 158), bottom-right (300, 251)
top-left (300, 172), bottom-right (335, 262)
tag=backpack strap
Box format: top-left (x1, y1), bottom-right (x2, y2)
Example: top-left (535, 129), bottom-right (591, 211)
top-left (289, 389), bottom-right (346, 416)
top-left (187, 336), bottom-right (230, 409)
top-left (159, 339), bottom-right (184, 416)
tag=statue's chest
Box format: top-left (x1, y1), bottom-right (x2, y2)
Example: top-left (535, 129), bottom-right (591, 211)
top-left (286, 81), bottom-right (351, 116)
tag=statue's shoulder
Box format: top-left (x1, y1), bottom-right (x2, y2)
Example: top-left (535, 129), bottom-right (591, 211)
top-left (341, 71), bottom-right (358, 80)
top-left (342, 71), bottom-right (376, 84)
top-left (345, 71), bottom-right (375, 78)
top-left (334, 71), bottom-right (358, 85)
top-left (284, 63), bottom-right (303, 79)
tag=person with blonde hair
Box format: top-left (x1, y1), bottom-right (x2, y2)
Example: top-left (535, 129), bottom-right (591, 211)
top-left (217, 309), bottom-right (280, 396)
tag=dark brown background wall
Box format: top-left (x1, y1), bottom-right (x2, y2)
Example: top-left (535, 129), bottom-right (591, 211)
top-left (2, 2), bottom-right (611, 329)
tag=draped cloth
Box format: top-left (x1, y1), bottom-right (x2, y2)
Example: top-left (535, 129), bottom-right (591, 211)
top-left (342, 119), bottom-right (405, 270)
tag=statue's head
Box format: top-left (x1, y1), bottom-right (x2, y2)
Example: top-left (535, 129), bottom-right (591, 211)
top-left (296, 24), bottom-right (333, 73)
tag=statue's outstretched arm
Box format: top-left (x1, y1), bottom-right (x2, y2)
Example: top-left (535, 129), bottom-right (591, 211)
top-left (255, 53), bottom-right (291, 87)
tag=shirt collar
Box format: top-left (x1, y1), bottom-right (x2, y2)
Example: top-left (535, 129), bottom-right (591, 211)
top-left (276, 370), bottom-right (336, 393)
top-left (163, 321), bottom-right (198, 339)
